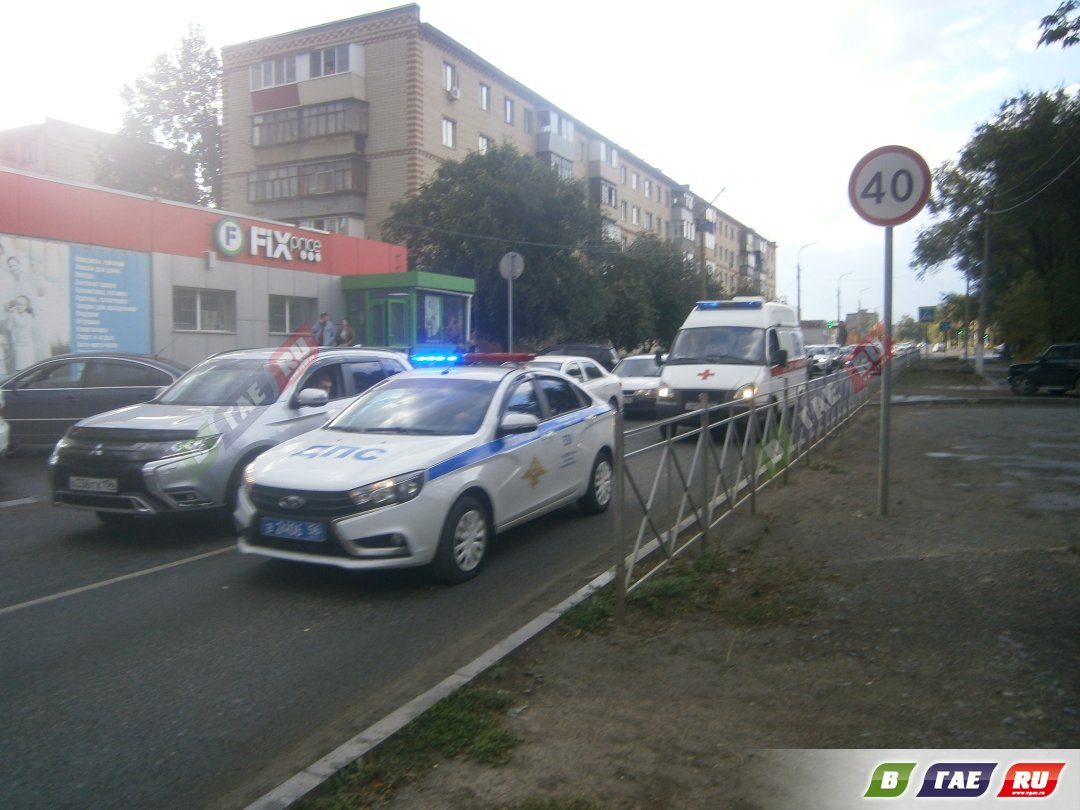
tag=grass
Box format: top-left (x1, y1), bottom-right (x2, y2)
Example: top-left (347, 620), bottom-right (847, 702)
top-left (292, 686), bottom-right (519, 809)
top-left (561, 550), bottom-right (825, 633)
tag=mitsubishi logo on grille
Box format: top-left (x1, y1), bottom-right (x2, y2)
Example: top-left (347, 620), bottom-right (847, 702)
top-left (278, 495), bottom-right (306, 510)
top-left (89, 443), bottom-right (104, 456)
top-left (697, 369), bottom-right (715, 380)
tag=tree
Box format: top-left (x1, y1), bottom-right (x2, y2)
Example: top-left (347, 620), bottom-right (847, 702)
top-left (1039, 1), bottom-right (1079, 48)
top-left (598, 234), bottom-right (698, 352)
top-left (911, 90), bottom-right (1080, 349)
top-left (98, 25), bottom-right (222, 207)
top-left (382, 143), bottom-right (611, 349)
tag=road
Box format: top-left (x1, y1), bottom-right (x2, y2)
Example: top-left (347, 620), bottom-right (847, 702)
top-left (0, 416), bottom-right (693, 810)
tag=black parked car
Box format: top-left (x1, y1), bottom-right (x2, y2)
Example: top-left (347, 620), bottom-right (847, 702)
top-left (1007, 343), bottom-right (1080, 396)
top-left (537, 343), bottom-right (619, 371)
top-left (0, 353), bottom-right (188, 448)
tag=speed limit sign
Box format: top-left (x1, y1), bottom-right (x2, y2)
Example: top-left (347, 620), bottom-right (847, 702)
top-left (849, 145), bottom-right (931, 226)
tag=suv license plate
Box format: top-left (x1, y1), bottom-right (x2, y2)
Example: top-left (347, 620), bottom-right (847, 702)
top-left (69, 476), bottom-right (118, 493)
top-left (260, 517), bottom-right (326, 542)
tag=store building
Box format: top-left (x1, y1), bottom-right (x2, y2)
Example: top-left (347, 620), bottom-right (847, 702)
top-left (0, 168), bottom-right (473, 372)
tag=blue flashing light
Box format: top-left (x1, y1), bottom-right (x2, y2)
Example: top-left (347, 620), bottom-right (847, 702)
top-left (694, 300), bottom-right (764, 310)
top-left (410, 352), bottom-right (463, 366)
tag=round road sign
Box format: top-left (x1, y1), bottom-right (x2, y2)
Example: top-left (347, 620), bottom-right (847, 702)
top-left (849, 145), bottom-right (931, 227)
top-left (499, 251), bottom-right (524, 280)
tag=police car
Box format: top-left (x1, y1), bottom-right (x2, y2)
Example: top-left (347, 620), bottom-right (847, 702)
top-left (236, 362), bottom-right (616, 582)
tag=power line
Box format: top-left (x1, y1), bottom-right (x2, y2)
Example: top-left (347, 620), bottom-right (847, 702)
top-left (990, 149), bottom-right (1080, 215)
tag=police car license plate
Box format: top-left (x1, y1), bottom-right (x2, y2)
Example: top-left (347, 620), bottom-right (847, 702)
top-left (260, 517), bottom-right (326, 542)
top-left (69, 476), bottom-right (118, 493)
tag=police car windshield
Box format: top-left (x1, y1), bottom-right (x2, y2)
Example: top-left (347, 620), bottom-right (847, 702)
top-left (667, 327), bottom-right (764, 365)
top-left (158, 358), bottom-right (281, 406)
top-left (329, 376), bottom-right (498, 435)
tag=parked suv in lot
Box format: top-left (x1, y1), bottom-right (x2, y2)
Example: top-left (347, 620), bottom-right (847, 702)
top-left (1007, 343), bottom-right (1080, 396)
top-left (48, 347), bottom-right (411, 522)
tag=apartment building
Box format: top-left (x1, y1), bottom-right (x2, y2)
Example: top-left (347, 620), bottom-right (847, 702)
top-left (220, 3), bottom-right (775, 295)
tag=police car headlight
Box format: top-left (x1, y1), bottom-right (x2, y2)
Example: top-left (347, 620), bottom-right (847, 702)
top-left (734, 384), bottom-right (757, 401)
top-left (657, 385), bottom-right (674, 400)
top-left (349, 471), bottom-right (425, 510)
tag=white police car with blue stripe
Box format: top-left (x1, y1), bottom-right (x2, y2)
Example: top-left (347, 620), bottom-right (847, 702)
top-left (236, 363), bottom-right (616, 582)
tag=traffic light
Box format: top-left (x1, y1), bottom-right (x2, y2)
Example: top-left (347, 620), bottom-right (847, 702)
top-left (826, 320), bottom-right (837, 328)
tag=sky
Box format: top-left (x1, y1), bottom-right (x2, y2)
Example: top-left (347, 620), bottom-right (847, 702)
top-left (4, 1), bottom-right (1076, 324)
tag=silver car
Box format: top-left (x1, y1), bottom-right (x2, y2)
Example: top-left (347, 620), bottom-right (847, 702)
top-left (48, 347), bottom-right (411, 522)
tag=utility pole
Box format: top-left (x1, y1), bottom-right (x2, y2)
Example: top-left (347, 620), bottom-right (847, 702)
top-left (797, 241), bottom-right (817, 322)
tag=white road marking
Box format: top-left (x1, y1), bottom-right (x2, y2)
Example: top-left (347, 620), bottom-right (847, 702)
top-left (0, 546), bottom-right (235, 617)
top-left (0, 497), bottom-right (43, 508)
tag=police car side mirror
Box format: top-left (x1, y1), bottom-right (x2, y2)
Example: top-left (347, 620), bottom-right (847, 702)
top-left (498, 413), bottom-right (539, 436)
top-left (295, 388), bottom-right (329, 408)
top-left (775, 349), bottom-right (788, 367)
top-left (654, 351), bottom-right (664, 366)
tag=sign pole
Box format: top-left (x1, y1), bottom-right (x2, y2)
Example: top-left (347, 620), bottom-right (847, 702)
top-left (499, 252), bottom-right (524, 353)
top-left (879, 226), bottom-right (893, 517)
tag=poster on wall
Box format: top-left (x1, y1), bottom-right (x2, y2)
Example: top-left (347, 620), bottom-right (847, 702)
top-left (0, 234), bottom-right (150, 375)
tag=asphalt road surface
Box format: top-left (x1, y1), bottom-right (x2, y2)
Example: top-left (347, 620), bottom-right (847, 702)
top-left (0, 415), bottom-right (698, 810)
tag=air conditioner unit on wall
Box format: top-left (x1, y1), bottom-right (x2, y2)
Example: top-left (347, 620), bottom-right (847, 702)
top-left (447, 87), bottom-right (461, 101)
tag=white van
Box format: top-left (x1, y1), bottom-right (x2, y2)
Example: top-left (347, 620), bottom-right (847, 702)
top-left (655, 297), bottom-right (807, 430)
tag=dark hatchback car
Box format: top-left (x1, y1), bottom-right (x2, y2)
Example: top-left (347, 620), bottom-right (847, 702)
top-left (1008, 343), bottom-right (1080, 396)
top-left (0, 353), bottom-right (188, 449)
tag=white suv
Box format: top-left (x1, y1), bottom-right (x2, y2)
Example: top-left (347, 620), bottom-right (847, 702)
top-left (49, 347), bottom-right (411, 522)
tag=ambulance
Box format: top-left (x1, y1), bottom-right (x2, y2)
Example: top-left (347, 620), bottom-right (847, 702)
top-left (655, 297), bottom-right (807, 431)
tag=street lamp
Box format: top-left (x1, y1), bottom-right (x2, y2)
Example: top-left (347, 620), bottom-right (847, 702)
top-left (836, 271), bottom-right (852, 340)
top-left (796, 241), bottom-right (817, 322)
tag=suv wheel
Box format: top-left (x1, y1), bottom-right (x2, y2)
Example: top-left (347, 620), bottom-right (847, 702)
top-left (1010, 374), bottom-right (1037, 396)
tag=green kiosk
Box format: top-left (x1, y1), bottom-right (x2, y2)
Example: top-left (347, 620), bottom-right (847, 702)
top-left (342, 270), bottom-right (475, 357)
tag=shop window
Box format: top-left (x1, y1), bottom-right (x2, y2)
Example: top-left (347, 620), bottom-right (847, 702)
top-left (269, 295), bottom-right (318, 334)
top-left (173, 287), bottom-right (236, 332)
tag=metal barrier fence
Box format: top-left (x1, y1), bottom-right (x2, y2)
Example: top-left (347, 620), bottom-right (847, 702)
top-left (610, 350), bottom-right (917, 612)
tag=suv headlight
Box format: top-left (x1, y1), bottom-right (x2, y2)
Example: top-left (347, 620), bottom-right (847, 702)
top-left (158, 434), bottom-right (221, 459)
top-left (348, 471), bottom-right (424, 511)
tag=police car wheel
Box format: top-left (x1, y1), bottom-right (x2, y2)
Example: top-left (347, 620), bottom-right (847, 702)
top-left (432, 495), bottom-right (490, 583)
top-left (579, 450), bottom-right (613, 515)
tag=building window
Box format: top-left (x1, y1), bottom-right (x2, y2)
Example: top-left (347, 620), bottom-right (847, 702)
top-left (600, 180), bottom-right (616, 208)
top-left (310, 45), bottom-right (349, 78)
top-left (504, 97), bottom-right (514, 125)
top-left (296, 216), bottom-right (349, 234)
top-left (252, 100), bottom-right (365, 146)
top-left (579, 142), bottom-right (586, 161)
top-left (644, 179), bottom-right (652, 198)
top-left (523, 108), bottom-right (533, 134)
top-left (645, 212), bottom-right (653, 229)
top-left (621, 201), bottom-right (628, 221)
top-left (478, 134), bottom-right (494, 155)
top-left (620, 166), bottom-right (627, 185)
top-left (550, 154), bottom-right (572, 180)
top-left (248, 159), bottom-right (364, 202)
top-left (631, 206), bottom-right (640, 225)
top-left (479, 83), bottom-right (490, 110)
top-left (443, 62), bottom-right (458, 92)
top-left (631, 172), bottom-right (639, 191)
top-left (250, 56), bottom-right (296, 90)
top-left (442, 118), bottom-right (457, 148)
top-left (173, 287), bottom-right (236, 332)
top-left (269, 295), bottom-right (318, 334)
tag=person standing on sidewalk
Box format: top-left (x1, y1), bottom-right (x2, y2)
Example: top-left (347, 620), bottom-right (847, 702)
top-left (335, 319), bottom-right (356, 346)
top-left (312, 312), bottom-right (337, 346)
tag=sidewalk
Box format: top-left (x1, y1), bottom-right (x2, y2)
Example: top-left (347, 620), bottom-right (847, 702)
top-left (369, 364), bottom-right (1079, 809)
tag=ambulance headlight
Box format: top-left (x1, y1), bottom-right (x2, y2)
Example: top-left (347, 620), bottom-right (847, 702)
top-left (657, 385), bottom-right (674, 400)
top-left (734, 384), bottom-right (757, 401)
top-left (348, 471), bottom-right (425, 510)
